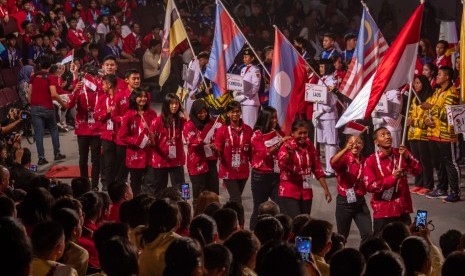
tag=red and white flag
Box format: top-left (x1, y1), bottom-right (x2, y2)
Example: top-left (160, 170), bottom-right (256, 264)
top-left (343, 121), bottom-right (367, 136)
top-left (336, 3), bottom-right (424, 128)
top-left (61, 50), bottom-right (74, 65)
top-left (200, 117), bottom-right (223, 143)
top-left (83, 74), bottom-right (97, 91)
top-left (263, 130), bottom-right (281, 148)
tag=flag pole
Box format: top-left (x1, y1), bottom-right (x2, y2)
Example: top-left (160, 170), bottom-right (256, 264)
top-left (217, 0), bottom-right (271, 78)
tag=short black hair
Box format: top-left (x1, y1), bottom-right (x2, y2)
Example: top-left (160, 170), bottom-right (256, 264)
top-left (189, 214), bottom-right (217, 247)
top-left (323, 32), bottom-right (336, 41)
top-left (301, 219), bottom-right (333, 254)
top-left (0, 196), bottom-right (15, 218)
top-left (108, 181), bottom-right (129, 203)
top-left (124, 69), bottom-right (140, 79)
top-left (79, 191), bottom-right (103, 221)
top-left (50, 183), bottom-right (73, 200)
top-left (122, 194), bottom-right (155, 228)
top-left (442, 251), bottom-right (465, 276)
top-left (359, 237), bottom-right (391, 260)
top-left (254, 216), bottom-right (284, 245)
top-left (365, 250), bottom-right (405, 276)
top-left (223, 201), bottom-right (244, 228)
top-left (275, 214), bottom-right (292, 242)
top-left (372, 126), bottom-right (389, 141)
top-left (439, 66), bottom-right (454, 82)
top-left (52, 208), bottom-right (79, 242)
top-left (102, 74), bottom-right (117, 88)
top-left (99, 237), bottom-right (138, 276)
top-left (31, 221), bottom-right (64, 258)
top-left (381, 222), bottom-right (410, 253)
top-left (440, 229), bottom-right (462, 258)
top-left (103, 55), bottom-right (117, 63)
top-left (71, 177), bottom-right (91, 198)
top-left (39, 55), bottom-right (54, 70)
top-left (213, 208), bottom-right (238, 240)
top-left (204, 243), bottom-right (232, 273)
top-left (437, 40), bottom-right (449, 49)
top-left (330, 248), bottom-right (365, 276)
top-left (0, 217), bottom-right (32, 276)
top-left (177, 201), bottom-right (192, 231)
top-left (94, 222), bottom-right (129, 253)
top-left (400, 236), bottom-right (430, 276)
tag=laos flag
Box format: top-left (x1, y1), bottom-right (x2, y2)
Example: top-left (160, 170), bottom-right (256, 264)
top-left (204, 2), bottom-right (246, 98)
top-left (269, 27), bottom-right (307, 134)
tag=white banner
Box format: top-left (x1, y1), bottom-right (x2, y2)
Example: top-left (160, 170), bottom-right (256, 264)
top-left (447, 104), bottom-right (465, 133)
top-left (305, 83), bottom-right (327, 104)
top-left (374, 94), bottom-right (388, 113)
top-left (226, 73), bottom-right (243, 91)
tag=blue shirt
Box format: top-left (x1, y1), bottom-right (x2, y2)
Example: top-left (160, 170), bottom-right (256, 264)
top-left (0, 48), bottom-right (22, 68)
top-left (27, 46), bottom-right (44, 63)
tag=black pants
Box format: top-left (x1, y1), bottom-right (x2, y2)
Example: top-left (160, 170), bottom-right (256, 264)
top-left (223, 179), bottom-right (247, 204)
top-left (373, 213), bottom-right (412, 237)
top-left (115, 145), bottom-right (129, 182)
top-left (335, 195), bottom-right (373, 245)
top-left (409, 140), bottom-right (434, 189)
top-left (250, 169), bottom-right (279, 230)
top-left (189, 160), bottom-right (219, 202)
top-left (101, 140), bottom-right (116, 191)
top-left (279, 196), bottom-right (312, 219)
top-left (145, 166), bottom-right (185, 197)
top-left (429, 141), bottom-right (460, 193)
top-left (77, 135), bottom-right (101, 189)
top-left (129, 168), bottom-right (147, 196)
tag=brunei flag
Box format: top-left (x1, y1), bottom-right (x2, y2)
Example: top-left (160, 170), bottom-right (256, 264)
top-left (159, 0), bottom-right (188, 87)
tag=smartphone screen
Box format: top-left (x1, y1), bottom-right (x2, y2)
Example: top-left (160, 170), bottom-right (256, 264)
top-left (21, 113), bottom-right (27, 119)
top-left (29, 165), bottom-right (37, 172)
top-left (295, 236), bottom-right (312, 262)
top-left (181, 183), bottom-right (190, 200)
top-left (415, 210), bottom-right (427, 230)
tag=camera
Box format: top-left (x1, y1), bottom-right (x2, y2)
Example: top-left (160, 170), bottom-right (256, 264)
top-left (21, 111), bottom-right (31, 120)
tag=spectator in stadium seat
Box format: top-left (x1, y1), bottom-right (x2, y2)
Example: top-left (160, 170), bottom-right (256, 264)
top-left (142, 39), bottom-right (161, 82)
top-left (67, 17), bottom-right (88, 49)
top-left (0, 217), bottom-right (33, 276)
top-left (0, 33), bottom-right (23, 68)
top-left (103, 32), bottom-right (137, 63)
top-left (107, 181), bottom-right (133, 223)
top-left (26, 33), bottom-right (44, 66)
top-left (204, 243), bottom-right (232, 276)
top-left (224, 230), bottom-right (260, 276)
top-left (17, 187), bottom-right (53, 234)
top-left (213, 208), bottom-right (239, 242)
top-left (442, 251), bottom-right (465, 276)
top-left (99, 237), bottom-right (139, 276)
top-left (190, 214), bottom-right (218, 247)
top-left (164, 237), bottom-right (205, 276)
top-left (123, 22), bottom-right (141, 56)
top-left (439, 229), bottom-right (463, 258)
top-left (364, 250), bottom-right (405, 276)
top-left (301, 219), bottom-right (333, 276)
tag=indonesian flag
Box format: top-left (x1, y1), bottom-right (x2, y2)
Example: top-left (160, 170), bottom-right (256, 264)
top-left (336, 3), bottom-right (424, 128)
top-left (83, 74), bottom-right (97, 91)
top-left (343, 121), bottom-right (367, 136)
top-left (263, 130), bottom-right (281, 148)
top-left (439, 20), bottom-right (458, 56)
top-left (200, 117), bottom-right (223, 143)
top-left (61, 50), bottom-right (74, 65)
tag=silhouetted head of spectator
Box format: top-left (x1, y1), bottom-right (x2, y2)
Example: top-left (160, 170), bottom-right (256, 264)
top-left (258, 242), bottom-right (307, 276)
top-left (400, 236), bottom-right (431, 276)
top-left (439, 229), bottom-right (462, 258)
top-left (330, 248), bottom-right (365, 276)
top-left (359, 237), bottom-right (391, 261)
top-left (177, 201), bottom-right (192, 235)
top-left (325, 232), bottom-right (346, 263)
top-left (50, 183), bottom-right (73, 200)
top-left (17, 187), bottom-right (54, 229)
top-left (52, 197), bottom-right (83, 225)
top-left (258, 200), bottom-right (280, 217)
top-left (381, 222), bottom-right (410, 253)
top-left (79, 191), bottom-right (103, 222)
top-left (0, 217), bottom-right (32, 276)
top-left (98, 192), bottom-right (111, 222)
top-left (108, 181), bottom-right (133, 204)
top-left (52, 208), bottom-right (81, 243)
top-left (203, 201), bottom-right (222, 218)
top-left (121, 194), bottom-right (155, 228)
top-left (38, 54), bottom-right (54, 70)
top-left (94, 222), bottom-right (129, 253)
top-left (213, 208), bottom-right (238, 241)
top-left (159, 186), bottom-right (182, 201)
top-left (143, 199), bottom-right (179, 244)
top-left (365, 250), bottom-right (405, 276)
top-left (442, 251), bottom-right (465, 276)
top-left (164, 237), bottom-right (204, 276)
top-left (291, 214), bottom-right (311, 241)
top-left (29, 175), bottom-right (51, 191)
top-left (31, 221), bottom-right (65, 261)
top-left (190, 214), bottom-right (217, 247)
top-left (301, 219), bottom-right (333, 256)
top-left (99, 237), bottom-right (138, 276)
top-left (0, 195), bottom-right (16, 217)
top-left (276, 214), bottom-right (292, 242)
top-left (223, 201), bottom-right (245, 229)
top-left (195, 191), bottom-right (220, 217)
top-left (204, 243), bottom-right (232, 276)
top-left (254, 216), bottom-right (284, 245)
top-left (71, 177), bottom-right (91, 198)
top-left (224, 230), bottom-right (260, 276)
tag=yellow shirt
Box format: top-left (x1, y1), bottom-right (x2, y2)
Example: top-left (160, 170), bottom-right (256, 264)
top-left (314, 254), bottom-right (329, 276)
top-left (31, 257), bottom-right (78, 276)
top-left (408, 98), bottom-right (428, 141)
top-left (426, 85), bottom-right (459, 142)
top-left (138, 231), bottom-right (180, 276)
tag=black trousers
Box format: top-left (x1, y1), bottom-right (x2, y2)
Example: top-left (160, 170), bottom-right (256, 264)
top-left (115, 145), bottom-right (129, 182)
top-left (250, 169), bottom-right (279, 230)
top-left (373, 213), bottom-right (412, 237)
top-left (77, 135), bottom-right (101, 189)
top-left (335, 195), bottom-right (373, 245)
top-left (409, 140), bottom-right (434, 189)
top-left (189, 160), bottom-right (219, 202)
top-left (223, 179), bottom-right (247, 204)
top-left (101, 140), bottom-right (116, 191)
top-left (279, 196), bottom-right (312, 219)
top-left (129, 167), bottom-right (147, 196)
top-left (429, 141), bottom-right (460, 193)
top-left (145, 166), bottom-right (185, 197)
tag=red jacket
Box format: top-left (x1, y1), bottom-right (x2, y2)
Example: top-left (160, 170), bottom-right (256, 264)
top-left (149, 116), bottom-right (186, 168)
top-left (331, 151), bottom-right (366, 198)
top-left (123, 32), bottom-right (140, 55)
top-left (111, 88), bottom-right (131, 145)
top-left (83, 8), bottom-right (100, 26)
top-left (94, 93), bottom-right (116, 142)
top-left (119, 109), bottom-right (157, 169)
top-left (183, 119), bottom-right (218, 176)
top-left (67, 86), bottom-right (103, 136)
top-left (433, 55), bottom-right (452, 69)
top-left (251, 129), bottom-right (285, 173)
top-left (67, 28), bottom-right (88, 49)
top-left (363, 148), bottom-right (422, 219)
top-left (78, 220), bottom-right (99, 268)
top-left (277, 138), bottom-right (325, 200)
top-left (215, 122), bottom-right (253, 179)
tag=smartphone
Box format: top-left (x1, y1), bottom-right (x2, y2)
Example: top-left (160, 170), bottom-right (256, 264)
top-left (181, 183), bottom-right (190, 200)
top-left (29, 164), bottom-right (37, 172)
top-left (295, 236), bottom-right (312, 262)
top-left (21, 113), bottom-right (27, 119)
top-left (415, 210), bottom-right (428, 231)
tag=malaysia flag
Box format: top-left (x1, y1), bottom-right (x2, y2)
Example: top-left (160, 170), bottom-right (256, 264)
top-left (204, 2), bottom-right (246, 98)
top-left (269, 27), bottom-right (307, 134)
top-left (336, 3), bottom-right (424, 128)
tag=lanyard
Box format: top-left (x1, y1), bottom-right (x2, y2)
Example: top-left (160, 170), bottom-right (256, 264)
top-left (139, 113), bottom-right (149, 130)
top-left (168, 120), bottom-right (176, 142)
top-left (322, 48), bottom-right (335, 59)
top-left (228, 126), bottom-right (243, 149)
top-left (8, 49), bottom-right (16, 68)
top-left (83, 86), bottom-right (98, 110)
top-left (375, 151), bottom-right (397, 178)
top-left (109, 45), bottom-right (120, 59)
top-left (295, 148), bottom-right (310, 173)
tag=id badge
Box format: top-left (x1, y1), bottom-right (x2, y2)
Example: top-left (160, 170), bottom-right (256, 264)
top-left (273, 159), bottom-right (280, 173)
top-left (346, 188), bottom-right (357, 204)
top-left (87, 111), bottom-right (95, 124)
top-left (204, 144), bottom-right (213, 158)
top-left (168, 144), bottom-right (177, 159)
top-left (382, 187), bottom-right (394, 201)
top-left (231, 153), bottom-right (241, 168)
top-left (107, 120), bottom-right (114, 130)
top-left (302, 174), bottom-right (312, 189)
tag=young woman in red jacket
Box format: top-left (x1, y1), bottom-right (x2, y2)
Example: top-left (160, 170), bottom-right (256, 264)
top-left (147, 93), bottom-right (188, 196)
top-left (277, 120), bottom-right (332, 218)
top-left (249, 106), bottom-right (290, 229)
top-left (215, 101), bottom-right (253, 204)
top-left (67, 67), bottom-right (102, 190)
top-left (118, 88), bottom-right (157, 195)
top-left (183, 99), bottom-right (219, 205)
